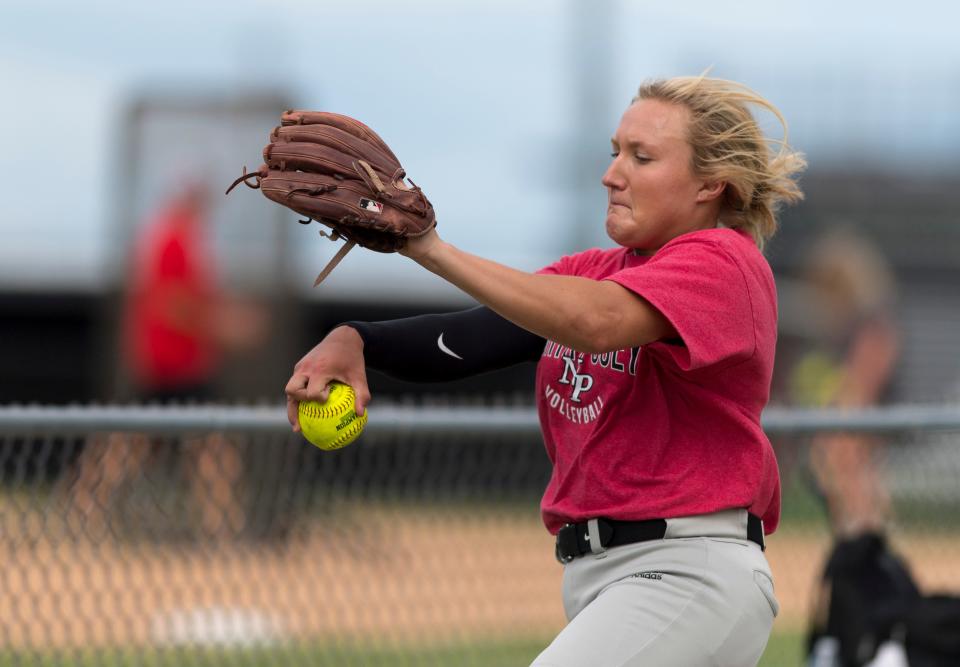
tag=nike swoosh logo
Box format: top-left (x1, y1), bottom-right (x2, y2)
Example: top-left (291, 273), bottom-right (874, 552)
top-left (437, 333), bottom-right (463, 360)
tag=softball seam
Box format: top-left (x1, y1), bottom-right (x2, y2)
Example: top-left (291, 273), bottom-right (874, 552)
top-left (300, 385), bottom-right (354, 419)
top-left (324, 414), bottom-right (367, 450)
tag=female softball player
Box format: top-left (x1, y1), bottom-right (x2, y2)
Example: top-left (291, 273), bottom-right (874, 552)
top-left (285, 75), bottom-right (806, 666)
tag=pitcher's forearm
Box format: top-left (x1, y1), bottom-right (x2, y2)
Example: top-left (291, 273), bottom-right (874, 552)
top-left (411, 241), bottom-right (590, 348)
top-left (411, 240), bottom-right (668, 353)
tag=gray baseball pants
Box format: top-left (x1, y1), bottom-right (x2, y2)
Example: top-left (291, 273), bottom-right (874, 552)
top-left (531, 509), bottom-right (779, 667)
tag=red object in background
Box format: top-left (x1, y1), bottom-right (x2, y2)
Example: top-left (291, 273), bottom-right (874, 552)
top-left (124, 194), bottom-right (219, 392)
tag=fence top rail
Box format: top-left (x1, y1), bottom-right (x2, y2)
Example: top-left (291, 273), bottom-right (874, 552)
top-left (0, 403), bottom-right (959, 436)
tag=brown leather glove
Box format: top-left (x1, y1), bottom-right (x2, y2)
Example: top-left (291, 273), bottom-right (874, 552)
top-left (226, 111), bottom-right (436, 285)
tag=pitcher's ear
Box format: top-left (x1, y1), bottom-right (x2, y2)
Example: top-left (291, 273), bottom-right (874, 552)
top-left (697, 179), bottom-right (726, 203)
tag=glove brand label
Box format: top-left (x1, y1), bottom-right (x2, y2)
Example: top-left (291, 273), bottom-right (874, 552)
top-left (359, 198), bottom-right (383, 213)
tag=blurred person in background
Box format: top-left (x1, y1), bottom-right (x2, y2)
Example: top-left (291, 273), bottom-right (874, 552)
top-left (784, 227), bottom-right (916, 666)
top-left (67, 180), bottom-right (267, 540)
top-left (789, 226), bottom-right (901, 537)
top-left (284, 75), bottom-right (805, 666)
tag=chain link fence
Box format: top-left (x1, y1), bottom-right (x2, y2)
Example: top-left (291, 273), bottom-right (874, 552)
top-left (1, 402), bottom-right (959, 666)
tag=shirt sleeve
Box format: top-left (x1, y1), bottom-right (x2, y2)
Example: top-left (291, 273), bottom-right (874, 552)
top-left (536, 248), bottom-right (609, 277)
top-left (605, 238), bottom-right (757, 371)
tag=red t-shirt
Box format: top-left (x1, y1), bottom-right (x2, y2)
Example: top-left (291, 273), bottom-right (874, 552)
top-left (125, 202), bottom-right (218, 390)
top-left (535, 227), bottom-right (780, 535)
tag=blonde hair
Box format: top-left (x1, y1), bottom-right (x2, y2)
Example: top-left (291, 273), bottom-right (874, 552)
top-left (634, 75), bottom-right (806, 249)
top-left (805, 226), bottom-right (897, 317)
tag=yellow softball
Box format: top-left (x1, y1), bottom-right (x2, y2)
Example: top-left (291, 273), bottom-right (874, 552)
top-left (297, 382), bottom-right (368, 451)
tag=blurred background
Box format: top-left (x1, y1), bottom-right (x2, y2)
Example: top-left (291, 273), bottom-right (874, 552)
top-left (4, 0), bottom-right (959, 405)
top-left (2, 0), bottom-right (959, 665)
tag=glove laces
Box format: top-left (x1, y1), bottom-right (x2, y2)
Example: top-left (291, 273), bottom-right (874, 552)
top-left (224, 166), bottom-right (263, 195)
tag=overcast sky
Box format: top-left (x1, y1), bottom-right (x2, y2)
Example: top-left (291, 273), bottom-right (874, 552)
top-left (1, 0), bottom-right (957, 294)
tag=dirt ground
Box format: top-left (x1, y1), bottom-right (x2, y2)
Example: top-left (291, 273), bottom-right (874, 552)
top-left (2, 505), bottom-right (959, 650)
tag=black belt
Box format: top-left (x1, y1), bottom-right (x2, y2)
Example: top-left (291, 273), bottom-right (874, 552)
top-left (555, 513), bottom-right (765, 564)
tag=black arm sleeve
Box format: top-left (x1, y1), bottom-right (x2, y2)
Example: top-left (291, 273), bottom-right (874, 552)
top-left (342, 306), bottom-right (545, 383)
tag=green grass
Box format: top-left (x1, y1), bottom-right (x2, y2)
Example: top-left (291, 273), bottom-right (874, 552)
top-left (0, 640), bottom-right (541, 667)
top-left (760, 629), bottom-right (805, 666)
top-left (1, 630), bottom-right (806, 666)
